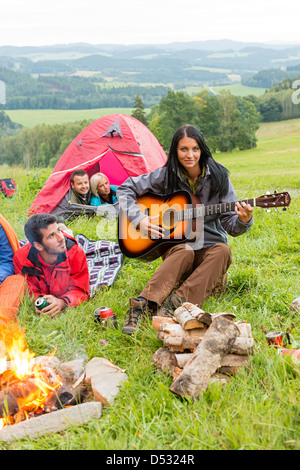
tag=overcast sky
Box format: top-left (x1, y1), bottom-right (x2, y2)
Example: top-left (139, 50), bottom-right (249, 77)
top-left (0, 0), bottom-right (299, 47)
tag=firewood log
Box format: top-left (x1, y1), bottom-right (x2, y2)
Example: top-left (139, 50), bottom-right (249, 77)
top-left (175, 352), bottom-right (250, 372)
top-left (158, 322), bottom-right (207, 339)
top-left (152, 348), bottom-right (177, 375)
top-left (157, 319), bottom-right (253, 354)
top-left (152, 312), bottom-right (237, 332)
top-left (173, 303), bottom-right (209, 329)
top-left (151, 316), bottom-right (177, 330)
top-left (173, 304), bottom-right (237, 330)
top-left (162, 329), bottom-right (254, 355)
top-left (152, 348), bottom-right (247, 381)
top-left (169, 316), bottom-right (240, 398)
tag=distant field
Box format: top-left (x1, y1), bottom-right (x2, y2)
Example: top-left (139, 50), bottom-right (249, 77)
top-left (211, 83), bottom-right (266, 96)
top-left (179, 83), bottom-right (266, 97)
top-left (5, 108), bottom-right (133, 128)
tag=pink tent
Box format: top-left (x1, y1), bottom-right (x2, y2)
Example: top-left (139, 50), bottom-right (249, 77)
top-left (29, 114), bottom-right (167, 215)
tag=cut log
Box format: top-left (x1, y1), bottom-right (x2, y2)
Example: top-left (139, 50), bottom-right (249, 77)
top-left (230, 337), bottom-right (254, 355)
top-left (173, 303), bottom-right (210, 329)
top-left (211, 312), bottom-right (237, 322)
top-left (162, 329), bottom-right (254, 355)
top-left (169, 316), bottom-right (240, 398)
top-left (158, 322), bottom-right (207, 339)
top-left (151, 316), bottom-right (177, 330)
top-left (152, 311), bottom-right (237, 332)
top-left (175, 353), bottom-right (193, 368)
top-left (158, 320), bottom-right (253, 354)
top-left (152, 349), bottom-right (249, 380)
top-left (163, 334), bottom-right (202, 352)
top-left (0, 402), bottom-right (102, 443)
top-left (175, 352), bottom-right (250, 372)
top-left (152, 348), bottom-right (177, 375)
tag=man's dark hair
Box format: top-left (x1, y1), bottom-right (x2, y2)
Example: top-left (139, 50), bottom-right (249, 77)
top-left (70, 169), bottom-right (88, 183)
top-left (24, 213), bottom-right (57, 245)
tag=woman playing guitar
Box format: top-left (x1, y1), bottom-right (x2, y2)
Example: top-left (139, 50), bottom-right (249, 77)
top-left (117, 124), bottom-right (253, 335)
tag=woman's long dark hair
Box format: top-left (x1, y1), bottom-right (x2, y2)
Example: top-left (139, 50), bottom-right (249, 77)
top-left (164, 125), bottom-right (229, 198)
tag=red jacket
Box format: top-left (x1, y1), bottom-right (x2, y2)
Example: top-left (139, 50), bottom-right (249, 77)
top-left (13, 233), bottom-right (90, 307)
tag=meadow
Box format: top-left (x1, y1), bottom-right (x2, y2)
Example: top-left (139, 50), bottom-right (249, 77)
top-left (0, 118), bottom-right (300, 450)
top-left (5, 108), bottom-right (133, 128)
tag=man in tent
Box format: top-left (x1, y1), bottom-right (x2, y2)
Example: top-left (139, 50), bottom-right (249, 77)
top-left (0, 214), bottom-right (26, 322)
top-left (13, 213), bottom-right (90, 317)
top-left (51, 169), bottom-right (93, 218)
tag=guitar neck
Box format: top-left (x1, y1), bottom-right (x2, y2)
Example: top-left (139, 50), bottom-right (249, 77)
top-left (179, 198), bottom-right (256, 220)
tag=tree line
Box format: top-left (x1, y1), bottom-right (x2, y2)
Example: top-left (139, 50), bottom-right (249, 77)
top-left (0, 68), bottom-right (170, 109)
top-left (0, 89), bottom-right (261, 168)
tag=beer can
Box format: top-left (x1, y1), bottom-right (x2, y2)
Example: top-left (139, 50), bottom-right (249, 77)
top-left (94, 306), bottom-right (118, 329)
top-left (266, 331), bottom-right (285, 347)
top-left (35, 297), bottom-right (50, 310)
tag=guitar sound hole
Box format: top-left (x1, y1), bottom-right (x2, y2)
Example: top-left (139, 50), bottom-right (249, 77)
top-left (162, 209), bottom-right (176, 229)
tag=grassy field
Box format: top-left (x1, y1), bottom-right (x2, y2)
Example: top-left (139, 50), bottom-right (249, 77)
top-left (5, 108), bottom-right (133, 128)
top-left (0, 118), bottom-right (300, 450)
top-left (183, 83), bottom-right (267, 97)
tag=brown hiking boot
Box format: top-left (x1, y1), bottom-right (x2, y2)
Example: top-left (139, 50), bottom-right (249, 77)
top-left (122, 298), bottom-right (155, 335)
top-left (157, 294), bottom-right (183, 317)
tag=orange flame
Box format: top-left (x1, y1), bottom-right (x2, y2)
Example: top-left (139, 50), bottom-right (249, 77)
top-left (0, 320), bottom-right (62, 428)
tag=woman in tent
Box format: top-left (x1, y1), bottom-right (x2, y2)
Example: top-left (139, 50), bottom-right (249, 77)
top-left (90, 172), bottom-right (118, 206)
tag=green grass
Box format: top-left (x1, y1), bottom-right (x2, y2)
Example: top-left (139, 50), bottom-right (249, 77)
top-left (0, 118), bottom-right (300, 450)
top-left (5, 108), bottom-right (133, 128)
top-left (176, 83), bottom-right (267, 98)
top-left (211, 83), bottom-right (267, 96)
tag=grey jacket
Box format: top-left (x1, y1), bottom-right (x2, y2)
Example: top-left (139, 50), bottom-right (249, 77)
top-left (117, 166), bottom-right (253, 250)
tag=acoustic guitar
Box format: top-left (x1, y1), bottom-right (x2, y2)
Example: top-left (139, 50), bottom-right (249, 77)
top-left (118, 190), bottom-right (291, 261)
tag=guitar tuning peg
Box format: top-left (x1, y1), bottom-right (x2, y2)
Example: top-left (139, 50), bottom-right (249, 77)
top-left (266, 191), bottom-right (271, 195)
top-left (266, 209), bottom-right (271, 213)
top-left (282, 207), bottom-right (287, 211)
top-left (274, 190), bottom-right (277, 194)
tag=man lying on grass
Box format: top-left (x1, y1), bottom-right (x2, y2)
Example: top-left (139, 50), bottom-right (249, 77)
top-left (14, 213), bottom-right (90, 317)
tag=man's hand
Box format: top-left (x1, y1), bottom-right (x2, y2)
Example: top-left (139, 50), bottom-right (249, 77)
top-left (35, 295), bottom-right (67, 318)
top-left (235, 201), bottom-right (253, 223)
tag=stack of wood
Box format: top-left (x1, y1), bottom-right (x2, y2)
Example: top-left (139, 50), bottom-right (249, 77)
top-left (151, 302), bottom-right (254, 399)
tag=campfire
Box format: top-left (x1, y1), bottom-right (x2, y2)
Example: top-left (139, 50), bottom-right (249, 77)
top-left (0, 320), bottom-right (70, 429)
top-left (0, 318), bottom-right (127, 442)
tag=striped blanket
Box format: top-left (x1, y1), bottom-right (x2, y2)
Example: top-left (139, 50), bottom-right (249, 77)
top-left (19, 235), bottom-right (123, 297)
top-left (75, 234), bottom-right (123, 296)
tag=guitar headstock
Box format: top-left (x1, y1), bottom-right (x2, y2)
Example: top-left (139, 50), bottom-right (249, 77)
top-left (255, 192), bottom-right (291, 209)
